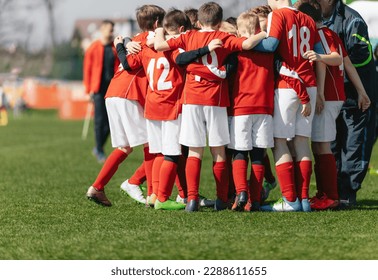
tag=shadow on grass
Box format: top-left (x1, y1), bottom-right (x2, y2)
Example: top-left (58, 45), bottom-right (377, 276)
top-left (355, 200), bottom-right (378, 210)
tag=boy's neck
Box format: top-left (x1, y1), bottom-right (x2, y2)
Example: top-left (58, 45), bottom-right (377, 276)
top-left (276, 0), bottom-right (292, 9)
top-left (201, 25), bottom-right (218, 31)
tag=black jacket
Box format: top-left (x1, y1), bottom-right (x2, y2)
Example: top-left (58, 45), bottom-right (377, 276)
top-left (325, 0), bottom-right (376, 103)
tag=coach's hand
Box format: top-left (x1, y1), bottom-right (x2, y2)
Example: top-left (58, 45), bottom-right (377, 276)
top-left (208, 39), bottom-right (223, 52)
top-left (303, 50), bottom-right (320, 62)
top-left (358, 91), bottom-right (371, 112)
top-left (301, 102), bottom-right (311, 117)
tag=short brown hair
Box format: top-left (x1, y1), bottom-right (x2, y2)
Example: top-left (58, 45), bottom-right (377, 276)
top-left (164, 9), bottom-right (192, 31)
top-left (295, 0), bottom-right (322, 23)
top-left (237, 12), bottom-right (260, 36)
top-left (184, 8), bottom-right (198, 25)
top-left (249, 5), bottom-right (272, 18)
top-left (136, 5), bottom-right (166, 31)
top-left (198, 2), bottom-right (223, 27)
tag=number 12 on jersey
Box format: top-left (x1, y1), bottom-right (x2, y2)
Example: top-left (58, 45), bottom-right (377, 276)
top-left (147, 57), bottom-right (173, 91)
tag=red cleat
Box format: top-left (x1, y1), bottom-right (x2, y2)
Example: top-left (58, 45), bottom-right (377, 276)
top-left (311, 195), bottom-right (339, 210)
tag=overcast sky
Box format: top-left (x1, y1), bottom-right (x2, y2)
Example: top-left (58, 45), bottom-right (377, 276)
top-left (5, 0), bottom-right (377, 50)
top-left (26, 0), bottom-right (267, 49)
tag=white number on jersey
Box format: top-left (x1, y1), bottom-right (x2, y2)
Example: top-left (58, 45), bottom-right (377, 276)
top-left (288, 24), bottom-right (311, 58)
top-left (199, 51), bottom-right (226, 79)
top-left (146, 57), bottom-right (173, 91)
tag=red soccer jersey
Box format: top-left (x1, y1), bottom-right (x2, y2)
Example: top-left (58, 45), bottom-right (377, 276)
top-left (167, 30), bottom-right (246, 107)
top-left (105, 32), bottom-right (153, 106)
top-left (126, 47), bottom-right (185, 121)
top-left (267, 7), bottom-right (318, 102)
top-left (229, 51), bottom-right (275, 116)
top-left (317, 26), bottom-right (346, 101)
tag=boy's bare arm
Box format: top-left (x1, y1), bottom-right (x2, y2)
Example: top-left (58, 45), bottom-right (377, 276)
top-left (241, 31), bottom-right (267, 50)
top-left (344, 56), bottom-right (371, 111)
top-left (304, 50), bottom-right (342, 66)
top-left (154, 27), bottom-right (172, 51)
top-left (315, 61), bottom-right (326, 114)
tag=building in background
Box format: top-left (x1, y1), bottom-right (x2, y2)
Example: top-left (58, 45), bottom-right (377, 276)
top-left (71, 18), bottom-right (137, 51)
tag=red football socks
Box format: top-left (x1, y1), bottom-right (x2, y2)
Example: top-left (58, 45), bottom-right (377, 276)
top-left (213, 161), bottom-right (229, 203)
top-left (186, 157), bottom-right (202, 202)
top-left (175, 155), bottom-right (187, 198)
top-left (143, 147), bottom-right (156, 196)
top-left (250, 164), bottom-right (265, 203)
top-left (152, 154), bottom-right (164, 195)
top-left (315, 154), bottom-right (338, 200)
top-left (263, 154), bottom-right (275, 183)
top-left (275, 162), bottom-right (297, 202)
top-left (158, 160), bottom-right (178, 202)
top-left (129, 162), bottom-right (146, 186)
top-left (232, 159), bottom-right (248, 193)
top-left (313, 154), bottom-right (323, 197)
top-left (227, 153), bottom-right (236, 199)
top-left (93, 149), bottom-right (128, 191)
top-left (294, 160), bottom-right (312, 200)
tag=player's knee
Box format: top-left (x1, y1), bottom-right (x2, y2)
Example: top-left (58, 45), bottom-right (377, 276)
top-left (210, 146), bottom-right (226, 161)
top-left (118, 147), bottom-right (132, 154)
top-left (164, 155), bottom-right (179, 163)
top-left (233, 150), bottom-right (248, 161)
top-left (188, 147), bottom-right (204, 159)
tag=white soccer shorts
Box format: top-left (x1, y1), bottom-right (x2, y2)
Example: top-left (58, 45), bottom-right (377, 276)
top-left (179, 104), bottom-right (230, 147)
top-left (105, 97), bottom-right (147, 148)
top-left (146, 115), bottom-right (182, 155)
top-left (273, 87), bottom-right (317, 139)
top-left (228, 114), bottom-right (274, 150)
top-left (311, 101), bottom-right (343, 142)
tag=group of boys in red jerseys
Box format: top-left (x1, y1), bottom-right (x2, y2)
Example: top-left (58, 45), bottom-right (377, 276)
top-left (85, 0), bottom-right (371, 212)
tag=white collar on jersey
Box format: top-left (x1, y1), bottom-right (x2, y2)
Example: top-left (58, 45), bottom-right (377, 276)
top-left (282, 6), bottom-right (298, 11)
top-left (199, 29), bottom-right (217, 32)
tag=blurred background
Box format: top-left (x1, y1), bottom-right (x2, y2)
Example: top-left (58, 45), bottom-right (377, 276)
top-left (0, 0), bottom-right (376, 122)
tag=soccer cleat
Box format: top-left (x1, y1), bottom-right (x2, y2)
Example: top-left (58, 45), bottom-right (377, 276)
top-left (301, 198), bottom-right (311, 212)
top-left (146, 193), bottom-right (157, 207)
top-left (261, 197), bottom-right (302, 212)
top-left (185, 199), bottom-right (200, 212)
top-left (199, 195), bottom-right (215, 207)
top-left (261, 180), bottom-right (277, 202)
top-left (120, 179), bottom-right (146, 204)
top-left (154, 199), bottom-right (186, 210)
top-left (176, 195), bottom-right (187, 205)
top-left (232, 191), bottom-right (248, 211)
top-left (244, 201), bottom-right (252, 212)
top-left (92, 147), bottom-right (106, 164)
top-left (214, 198), bottom-right (229, 211)
top-left (86, 186), bottom-right (112, 207)
top-left (311, 195), bottom-right (339, 210)
top-left (250, 201), bottom-right (261, 212)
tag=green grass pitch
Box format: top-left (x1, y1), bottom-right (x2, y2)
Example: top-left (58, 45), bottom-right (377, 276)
top-left (0, 110), bottom-right (378, 260)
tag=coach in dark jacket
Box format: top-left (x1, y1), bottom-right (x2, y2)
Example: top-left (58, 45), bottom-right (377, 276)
top-left (83, 20), bottom-right (119, 163)
top-left (318, 0), bottom-right (376, 207)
